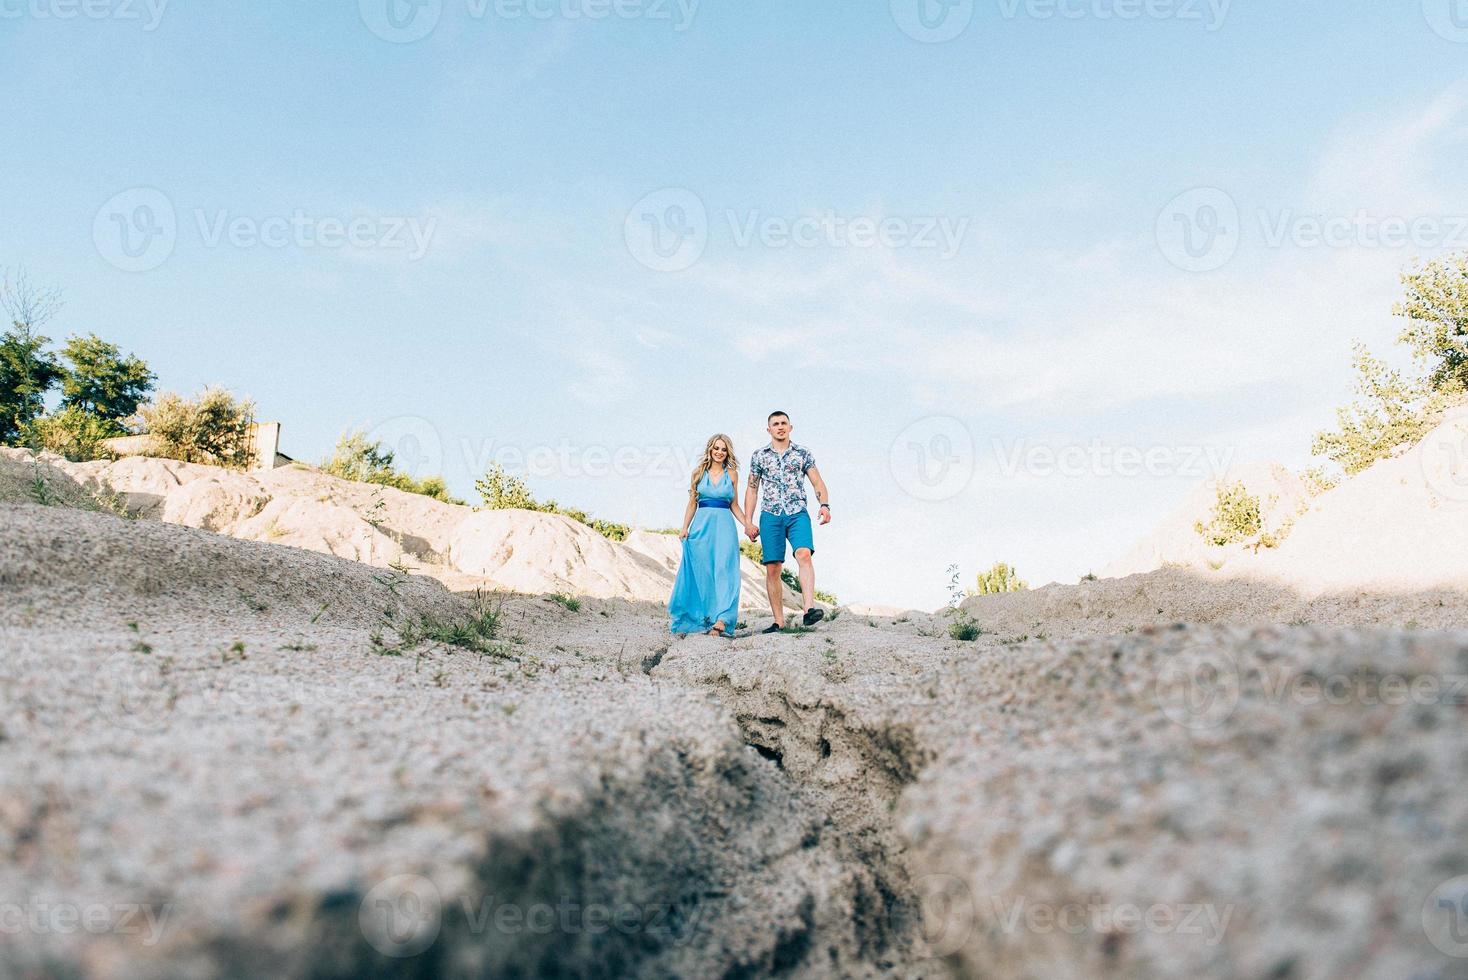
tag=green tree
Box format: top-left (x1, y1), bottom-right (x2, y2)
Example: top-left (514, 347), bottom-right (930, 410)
top-left (1394, 253), bottom-right (1468, 394)
top-left (321, 430), bottom-right (462, 504)
top-left (322, 430), bottom-right (398, 484)
top-left (0, 269), bottom-right (64, 444)
top-left (0, 328), bottom-right (61, 443)
top-left (1313, 253), bottom-right (1468, 476)
top-left (58, 334), bottom-right (155, 423)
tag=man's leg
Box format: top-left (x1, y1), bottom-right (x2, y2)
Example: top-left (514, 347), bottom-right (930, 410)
top-left (759, 511), bottom-right (787, 628)
top-left (790, 512), bottom-right (822, 625)
top-left (794, 548), bottom-right (815, 613)
top-left (763, 562), bottom-right (785, 627)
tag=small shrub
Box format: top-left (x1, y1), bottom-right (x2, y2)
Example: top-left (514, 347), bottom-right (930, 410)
top-left (21, 406), bottom-right (120, 461)
top-left (322, 430), bottom-right (462, 504)
top-left (949, 619), bottom-right (982, 642)
top-left (1299, 466), bottom-right (1337, 497)
top-left (28, 463), bottom-right (53, 506)
top-left (393, 595), bottom-right (506, 657)
top-left (475, 464), bottom-right (628, 541)
top-left (549, 592), bottom-right (581, 613)
top-left (1193, 482), bottom-right (1262, 546)
top-left (134, 387), bottom-right (256, 468)
top-left (1257, 517), bottom-right (1295, 550)
top-left (974, 561), bottom-right (1028, 596)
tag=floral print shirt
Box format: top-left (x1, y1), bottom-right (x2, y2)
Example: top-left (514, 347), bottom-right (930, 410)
top-left (749, 443), bottom-right (817, 516)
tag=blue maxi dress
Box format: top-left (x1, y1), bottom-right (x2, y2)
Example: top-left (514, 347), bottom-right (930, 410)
top-left (668, 470), bottom-right (741, 636)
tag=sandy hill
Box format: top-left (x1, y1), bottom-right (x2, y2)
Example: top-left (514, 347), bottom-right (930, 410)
top-left (3, 488), bottom-right (1466, 978)
top-left (1101, 409), bottom-right (1468, 597)
top-left (3, 417), bottom-right (1467, 977)
top-left (0, 449), bottom-right (801, 614)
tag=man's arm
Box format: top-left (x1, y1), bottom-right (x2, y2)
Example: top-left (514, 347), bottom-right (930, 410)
top-left (807, 465), bottom-right (831, 525)
top-left (743, 471), bottom-right (761, 538)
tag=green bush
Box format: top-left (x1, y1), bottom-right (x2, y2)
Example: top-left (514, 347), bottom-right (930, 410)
top-left (1299, 466), bottom-right (1337, 497)
top-left (134, 387), bottom-right (256, 468)
top-left (949, 619), bottom-right (982, 642)
top-left (1193, 481), bottom-right (1262, 546)
top-left (322, 430), bottom-right (462, 504)
top-left (1310, 344), bottom-right (1457, 476)
top-left (20, 406), bottom-right (120, 461)
top-left (474, 463), bottom-right (629, 541)
top-left (1313, 254), bottom-right (1468, 476)
top-left (973, 561), bottom-right (1028, 596)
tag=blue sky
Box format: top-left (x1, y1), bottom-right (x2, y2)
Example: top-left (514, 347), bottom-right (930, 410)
top-left (3, 0), bottom-right (1467, 607)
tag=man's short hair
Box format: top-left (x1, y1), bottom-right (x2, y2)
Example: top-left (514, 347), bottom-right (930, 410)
top-left (768, 411), bottom-right (790, 424)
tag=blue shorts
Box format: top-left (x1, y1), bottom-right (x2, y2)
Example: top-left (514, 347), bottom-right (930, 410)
top-left (760, 510), bottom-right (814, 564)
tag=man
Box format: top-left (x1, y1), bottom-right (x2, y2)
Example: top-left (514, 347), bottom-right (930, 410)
top-left (744, 411), bottom-right (831, 633)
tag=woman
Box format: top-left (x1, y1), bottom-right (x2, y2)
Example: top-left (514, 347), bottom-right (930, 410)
top-left (669, 434), bottom-right (755, 638)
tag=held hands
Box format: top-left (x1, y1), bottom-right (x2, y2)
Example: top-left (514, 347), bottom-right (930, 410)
top-left (745, 523), bottom-right (760, 541)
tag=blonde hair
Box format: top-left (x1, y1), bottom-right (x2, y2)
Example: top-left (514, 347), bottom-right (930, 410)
top-left (689, 433), bottom-right (737, 500)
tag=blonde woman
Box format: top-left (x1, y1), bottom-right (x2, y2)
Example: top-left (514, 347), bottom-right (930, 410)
top-left (669, 434), bottom-right (756, 638)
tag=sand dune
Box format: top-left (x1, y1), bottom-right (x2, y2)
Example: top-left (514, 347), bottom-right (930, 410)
top-left (1101, 410), bottom-right (1468, 596)
top-left (4, 449), bottom-right (800, 613)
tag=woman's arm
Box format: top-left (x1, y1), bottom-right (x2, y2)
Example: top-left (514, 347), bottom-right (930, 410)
top-left (678, 496), bottom-right (697, 540)
top-left (729, 492), bottom-right (753, 533)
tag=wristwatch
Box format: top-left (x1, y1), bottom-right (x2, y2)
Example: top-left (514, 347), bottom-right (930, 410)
top-left (818, 502), bottom-right (830, 511)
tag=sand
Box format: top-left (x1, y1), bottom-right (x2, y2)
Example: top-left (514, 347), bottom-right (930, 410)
top-left (3, 422), bottom-right (1467, 978)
